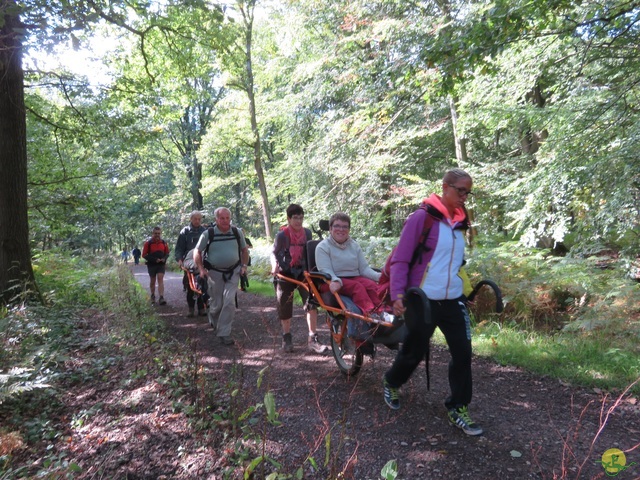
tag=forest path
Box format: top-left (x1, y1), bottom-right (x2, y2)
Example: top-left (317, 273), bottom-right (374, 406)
top-left (130, 264), bottom-right (640, 480)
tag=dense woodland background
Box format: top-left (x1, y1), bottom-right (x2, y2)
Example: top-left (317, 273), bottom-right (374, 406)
top-left (1, 2), bottom-right (640, 477)
top-left (1, 0), bottom-right (640, 295)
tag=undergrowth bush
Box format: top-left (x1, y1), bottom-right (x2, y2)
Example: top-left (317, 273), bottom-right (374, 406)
top-left (466, 240), bottom-right (640, 392)
top-left (0, 251), bottom-right (165, 478)
top-left (1, 250), bottom-right (307, 479)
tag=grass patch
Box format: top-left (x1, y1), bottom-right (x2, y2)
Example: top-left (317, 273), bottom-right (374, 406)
top-left (245, 279), bottom-right (308, 306)
top-left (471, 322), bottom-right (640, 392)
top-left (244, 278), bottom-right (276, 298)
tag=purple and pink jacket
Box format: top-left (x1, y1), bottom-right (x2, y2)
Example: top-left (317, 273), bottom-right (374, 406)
top-left (389, 194), bottom-right (470, 302)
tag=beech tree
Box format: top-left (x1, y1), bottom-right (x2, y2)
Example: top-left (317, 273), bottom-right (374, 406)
top-left (0, 0), bottom-right (36, 302)
top-left (221, 0), bottom-right (273, 239)
top-left (8, 0), bottom-right (640, 280)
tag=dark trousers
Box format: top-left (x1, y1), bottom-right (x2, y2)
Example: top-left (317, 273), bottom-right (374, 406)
top-left (385, 297), bottom-right (473, 409)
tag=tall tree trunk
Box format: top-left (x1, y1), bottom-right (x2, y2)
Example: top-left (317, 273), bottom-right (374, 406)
top-left (520, 82), bottom-right (548, 155)
top-left (187, 154), bottom-right (203, 210)
top-left (240, 0), bottom-right (273, 240)
top-left (0, 0), bottom-right (36, 302)
top-left (449, 96), bottom-right (468, 164)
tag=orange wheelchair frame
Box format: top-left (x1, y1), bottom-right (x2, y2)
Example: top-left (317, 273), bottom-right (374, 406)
top-left (275, 268), bottom-right (396, 376)
top-left (274, 236), bottom-right (432, 376)
top-left (274, 233), bottom-right (504, 377)
top-left (182, 267), bottom-right (205, 296)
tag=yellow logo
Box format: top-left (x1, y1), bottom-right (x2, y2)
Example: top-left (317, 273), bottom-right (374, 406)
top-left (598, 448), bottom-right (637, 476)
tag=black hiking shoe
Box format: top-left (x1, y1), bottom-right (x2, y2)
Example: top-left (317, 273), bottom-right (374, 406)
top-left (356, 340), bottom-right (375, 357)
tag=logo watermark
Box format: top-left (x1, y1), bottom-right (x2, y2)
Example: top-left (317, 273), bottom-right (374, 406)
top-left (597, 448), bottom-right (637, 476)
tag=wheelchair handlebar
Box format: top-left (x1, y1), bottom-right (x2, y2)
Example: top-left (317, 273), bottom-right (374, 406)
top-left (467, 279), bottom-right (504, 313)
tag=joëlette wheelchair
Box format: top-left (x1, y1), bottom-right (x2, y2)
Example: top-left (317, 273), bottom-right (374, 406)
top-left (275, 221), bottom-right (505, 378)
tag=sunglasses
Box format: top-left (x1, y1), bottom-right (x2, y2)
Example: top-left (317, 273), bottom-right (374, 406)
top-left (448, 184), bottom-right (473, 197)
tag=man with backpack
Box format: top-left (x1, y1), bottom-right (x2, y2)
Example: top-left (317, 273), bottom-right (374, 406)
top-left (271, 204), bottom-right (328, 354)
top-left (142, 226), bottom-right (170, 305)
top-left (193, 207), bottom-right (249, 346)
top-left (175, 211), bottom-right (207, 318)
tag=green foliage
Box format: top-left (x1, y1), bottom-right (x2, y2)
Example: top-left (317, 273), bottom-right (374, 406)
top-left (380, 459), bottom-right (398, 480)
top-left (472, 323), bottom-right (640, 393)
top-left (0, 251), bottom-right (166, 477)
top-left (0, 254), bottom-right (102, 406)
top-left (464, 241), bottom-right (640, 392)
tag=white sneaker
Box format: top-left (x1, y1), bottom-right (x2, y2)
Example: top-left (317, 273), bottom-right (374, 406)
top-left (382, 312), bottom-right (396, 324)
top-left (308, 334), bottom-right (328, 354)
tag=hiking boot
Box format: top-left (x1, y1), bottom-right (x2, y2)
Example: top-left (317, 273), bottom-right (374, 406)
top-left (187, 307), bottom-right (195, 318)
top-left (308, 334), bottom-right (328, 354)
top-left (150, 294), bottom-right (156, 304)
top-left (447, 406), bottom-right (484, 436)
top-left (383, 378), bottom-right (400, 410)
top-left (219, 336), bottom-right (234, 346)
top-left (282, 333), bottom-right (294, 353)
top-left (158, 296), bottom-right (167, 305)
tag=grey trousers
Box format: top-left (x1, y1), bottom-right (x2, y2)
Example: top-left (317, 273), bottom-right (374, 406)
top-left (206, 267), bottom-right (240, 338)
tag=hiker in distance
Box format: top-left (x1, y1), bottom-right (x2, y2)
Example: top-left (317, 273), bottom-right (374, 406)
top-left (142, 226), bottom-right (170, 306)
top-left (131, 246), bottom-right (141, 265)
top-left (175, 210), bottom-right (207, 318)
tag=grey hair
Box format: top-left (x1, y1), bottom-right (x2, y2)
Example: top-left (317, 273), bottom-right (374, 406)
top-left (214, 207), bottom-right (231, 218)
top-left (443, 168), bottom-right (472, 184)
top-left (189, 210), bottom-right (203, 220)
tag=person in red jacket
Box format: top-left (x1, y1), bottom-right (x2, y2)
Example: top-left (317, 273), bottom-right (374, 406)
top-left (142, 226), bottom-right (170, 305)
